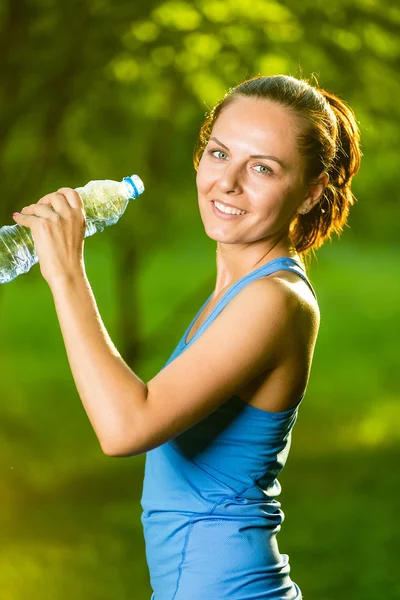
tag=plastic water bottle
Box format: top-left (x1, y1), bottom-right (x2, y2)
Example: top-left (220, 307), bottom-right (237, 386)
top-left (0, 174), bottom-right (144, 284)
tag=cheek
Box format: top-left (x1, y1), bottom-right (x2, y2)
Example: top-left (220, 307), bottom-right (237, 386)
top-left (196, 173), bottom-right (205, 196)
top-left (250, 182), bottom-right (293, 218)
top-left (196, 161), bottom-right (212, 192)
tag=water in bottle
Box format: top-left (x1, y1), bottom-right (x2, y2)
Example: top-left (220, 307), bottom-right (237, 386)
top-left (0, 174), bottom-right (144, 284)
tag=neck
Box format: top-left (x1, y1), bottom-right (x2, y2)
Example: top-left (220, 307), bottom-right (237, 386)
top-left (214, 238), bottom-right (300, 296)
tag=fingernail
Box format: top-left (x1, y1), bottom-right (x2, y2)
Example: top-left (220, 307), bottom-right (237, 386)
top-left (13, 212), bottom-right (20, 216)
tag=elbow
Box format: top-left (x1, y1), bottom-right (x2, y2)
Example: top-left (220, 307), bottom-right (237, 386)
top-left (100, 433), bottom-right (143, 458)
top-left (99, 393), bottom-right (149, 457)
top-left (101, 442), bottom-right (123, 457)
top-left (102, 446), bottom-right (144, 458)
top-left (96, 422), bottom-right (127, 457)
top-left (99, 435), bottom-right (117, 456)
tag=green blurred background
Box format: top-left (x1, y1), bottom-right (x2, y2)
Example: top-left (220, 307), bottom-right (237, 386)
top-left (0, 0), bottom-right (399, 598)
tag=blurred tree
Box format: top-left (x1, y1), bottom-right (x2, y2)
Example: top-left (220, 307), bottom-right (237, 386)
top-left (1, 0), bottom-right (399, 364)
top-left (0, 4), bottom-right (399, 596)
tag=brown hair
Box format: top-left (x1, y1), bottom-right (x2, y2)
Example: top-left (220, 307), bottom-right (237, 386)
top-left (193, 75), bottom-right (362, 266)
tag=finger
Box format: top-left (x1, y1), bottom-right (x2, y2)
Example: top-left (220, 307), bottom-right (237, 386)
top-left (12, 211), bottom-right (45, 229)
top-left (36, 190), bottom-right (86, 230)
top-left (36, 192), bottom-right (71, 217)
top-left (19, 204), bottom-right (60, 220)
top-left (56, 187), bottom-right (85, 211)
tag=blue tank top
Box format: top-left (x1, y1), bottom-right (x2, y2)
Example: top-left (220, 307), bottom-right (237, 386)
top-left (140, 256), bottom-right (316, 600)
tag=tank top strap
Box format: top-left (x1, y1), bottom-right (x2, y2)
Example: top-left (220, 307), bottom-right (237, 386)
top-left (212, 255), bottom-right (316, 313)
top-left (162, 257), bottom-right (317, 368)
top-left (188, 257), bottom-right (316, 346)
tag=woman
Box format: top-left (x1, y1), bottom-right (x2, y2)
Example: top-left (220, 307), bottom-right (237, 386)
top-left (141, 76), bottom-right (361, 600)
top-left (13, 74), bottom-right (361, 599)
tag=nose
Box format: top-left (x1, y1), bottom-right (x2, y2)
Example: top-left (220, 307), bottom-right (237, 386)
top-left (217, 162), bottom-right (242, 194)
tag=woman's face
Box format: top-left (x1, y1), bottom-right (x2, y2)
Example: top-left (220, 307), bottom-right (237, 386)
top-left (196, 96), bottom-right (309, 245)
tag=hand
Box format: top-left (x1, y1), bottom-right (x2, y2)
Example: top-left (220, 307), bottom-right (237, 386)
top-left (13, 187), bottom-right (87, 288)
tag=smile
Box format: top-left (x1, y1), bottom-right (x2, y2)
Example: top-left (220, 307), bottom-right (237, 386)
top-left (212, 201), bottom-right (247, 219)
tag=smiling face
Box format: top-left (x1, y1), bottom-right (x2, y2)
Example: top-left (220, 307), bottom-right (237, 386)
top-left (196, 96), bottom-right (310, 248)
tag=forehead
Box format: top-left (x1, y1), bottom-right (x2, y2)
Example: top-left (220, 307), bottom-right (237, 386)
top-left (212, 97), bottom-right (301, 164)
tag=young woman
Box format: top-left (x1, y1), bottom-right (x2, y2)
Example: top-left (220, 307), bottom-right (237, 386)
top-left (14, 74), bottom-right (361, 599)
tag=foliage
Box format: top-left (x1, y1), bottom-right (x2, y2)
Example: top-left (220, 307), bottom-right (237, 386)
top-left (0, 1), bottom-right (399, 598)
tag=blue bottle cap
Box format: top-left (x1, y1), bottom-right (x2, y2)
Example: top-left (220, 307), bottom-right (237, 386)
top-left (123, 174), bottom-right (145, 199)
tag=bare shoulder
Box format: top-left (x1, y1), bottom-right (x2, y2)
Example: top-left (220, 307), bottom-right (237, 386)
top-left (266, 268), bottom-right (320, 335)
top-left (112, 278), bottom-right (305, 456)
top-left (232, 272), bottom-right (321, 413)
top-left (240, 273), bottom-right (320, 372)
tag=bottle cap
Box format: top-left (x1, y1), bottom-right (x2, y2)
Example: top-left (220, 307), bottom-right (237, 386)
top-left (123, 174), bottom-right (145, 199)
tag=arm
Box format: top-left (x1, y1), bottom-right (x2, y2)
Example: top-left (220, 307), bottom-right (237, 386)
top-left (50, 273), bottom-right (148, 455)
top-left (12, 186), bottom-right (146, 455)
top-left (50, 272), bottom-right (298, 457)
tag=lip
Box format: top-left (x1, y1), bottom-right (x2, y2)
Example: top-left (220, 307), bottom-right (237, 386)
top-left (211, 200), bottom-right (247, 220)
top-left (212, 199), bottom-right (246, 212)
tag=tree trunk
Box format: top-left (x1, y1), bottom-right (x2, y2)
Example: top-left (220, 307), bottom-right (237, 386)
top-left (114, 243), bottom-right (141, 366)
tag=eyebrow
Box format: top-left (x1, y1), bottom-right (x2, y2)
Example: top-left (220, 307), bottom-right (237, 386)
top-left (209, 137), bottom-right (285, 169)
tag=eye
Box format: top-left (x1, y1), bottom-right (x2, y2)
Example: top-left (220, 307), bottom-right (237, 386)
top-left (254, 164), bottom-right (272, 175)
top-left (206, 148), bottom-right (273, 176)
top-left (207, 149), bottom-right (227, 160)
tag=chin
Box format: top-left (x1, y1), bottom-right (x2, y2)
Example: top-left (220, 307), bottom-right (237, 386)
top-left (201, 223), bottom-right (222, 242)
top-left (201, 224), bottom-right (241, 245)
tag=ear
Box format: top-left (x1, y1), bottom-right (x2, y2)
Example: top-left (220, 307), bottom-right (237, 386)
top-left (298, 172), bottom-right (329, 215)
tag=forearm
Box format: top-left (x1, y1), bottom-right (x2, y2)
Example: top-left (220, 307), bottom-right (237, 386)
top-left (49, 272), bottom-right (147, 454)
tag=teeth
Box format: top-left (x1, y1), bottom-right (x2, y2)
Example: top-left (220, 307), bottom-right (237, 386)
top-left (214, 201), bottom-right (246, 216)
